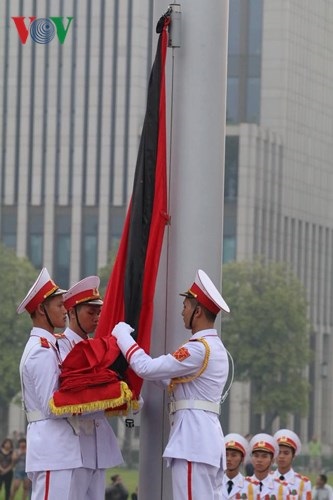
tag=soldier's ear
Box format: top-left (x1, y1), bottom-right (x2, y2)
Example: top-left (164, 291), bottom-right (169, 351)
top-left (36, 303), bottom-right (45, 315)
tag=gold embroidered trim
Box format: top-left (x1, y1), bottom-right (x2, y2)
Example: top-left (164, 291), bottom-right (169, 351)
top-left (168, 337), bottom-right (210, 394)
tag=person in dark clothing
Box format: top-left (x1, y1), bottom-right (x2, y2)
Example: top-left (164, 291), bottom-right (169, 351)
top-left (131, 487), bottom-right (138, 500)
top-left (0, 438), bottom-right (15, 500)
top-left (105, 474), bottom-right (129, 500)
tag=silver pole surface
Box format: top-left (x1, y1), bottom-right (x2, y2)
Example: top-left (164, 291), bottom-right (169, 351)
top-left (138, 1), bottom-right (229, 497)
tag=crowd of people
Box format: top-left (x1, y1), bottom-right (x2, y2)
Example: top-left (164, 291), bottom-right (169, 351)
top-left (0, 434), bottom-right (31, 500)
top-left (9, 266), bottom-right (332, 499)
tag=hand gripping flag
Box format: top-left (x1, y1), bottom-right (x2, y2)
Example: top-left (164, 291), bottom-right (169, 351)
top-left (49, 12), bottom-right (170, 417)
top-left (95, 11), bottom-right (170, 403)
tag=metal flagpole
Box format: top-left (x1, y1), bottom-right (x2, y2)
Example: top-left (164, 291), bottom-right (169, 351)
top-left (138, 1), bottom-right (230, 497)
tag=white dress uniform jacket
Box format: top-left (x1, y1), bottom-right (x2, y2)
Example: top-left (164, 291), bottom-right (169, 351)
top-left (59, 328), bottom-right (123, 469)
top-left (249, 475), bottom-right (290, 500)
top-left (20, 328), bottom-right (82, 472)
top-left (120, 328), bottom-right (228, 469)
top-left (272, 468), bottom-right (312, 499)
top-left (222, 472), bottom-right (249, 499)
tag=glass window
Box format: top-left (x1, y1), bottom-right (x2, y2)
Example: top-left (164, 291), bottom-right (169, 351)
top-left (81, 211), bottom-right (98, 276)
top-left (2, 234), bottom-right (16, 249)
top-left (28, 210), bottom-right (44, 269)
top-left (54, 235), bottom-right (71, 288)
top-left (225, 136), bottom-right (239, 199)
top-left (223, 236), bottom-right (236, 263)
top-left (29, 235), bottom-right (43, 269)
top-left (82, 234), bottom-right (97, 276)
top-left (228, 0), bottom-right (241, 55)
top-left (54, 209), bottom-right (71, 288)
top-left (246, 77), bottom-right (260, 123)
top-left (109, 206), bottom-right (126, 253)
top-left (248, 0), bottom-right (263, 55)
top-left (227, 77), bottom-right (239, 124)
top-left (1, 209), bottom-right (17, 250)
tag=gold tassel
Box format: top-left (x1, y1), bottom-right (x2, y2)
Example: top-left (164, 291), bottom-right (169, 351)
top-left (278, 483), bottom-right (283, 500)
top-left (49, 382), bottom-right (133, 415)
top-left (248, 482), bottom-right (254, 500)
top-left (299, 480), bottom-right (305, 499)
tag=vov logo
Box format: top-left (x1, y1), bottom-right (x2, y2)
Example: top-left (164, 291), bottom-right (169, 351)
top-left (12, 17), bottom-right (74, 45)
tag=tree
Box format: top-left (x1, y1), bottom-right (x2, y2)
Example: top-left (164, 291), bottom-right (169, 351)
top-left (0, 244), bottom-right (37, 435)
top-left (222, 259), bottom-right (312, 432)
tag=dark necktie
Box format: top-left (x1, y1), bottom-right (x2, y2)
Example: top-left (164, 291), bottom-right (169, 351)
top-left (279, 475), bottom-right (285, 481)
top-left (55, 340), bottom-right (60, 352)
top-left (227, 480), bottom-right (233, 494)
top-left (259, 481), bottom-right (263, 492)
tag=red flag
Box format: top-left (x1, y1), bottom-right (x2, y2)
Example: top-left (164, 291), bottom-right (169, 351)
top-left (94, 12), bottom-right (170, 399)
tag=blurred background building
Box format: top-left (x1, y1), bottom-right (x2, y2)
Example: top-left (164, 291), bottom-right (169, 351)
top-left (0, 0), bottom-right (154, 286)
top-left (224, 0), bottom-right (333, 451)
top-left (1, 0), bottom-right (333, 453)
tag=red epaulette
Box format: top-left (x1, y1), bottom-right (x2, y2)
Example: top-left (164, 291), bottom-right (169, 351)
top-left (295, 473), bottom-right (310, 482)
top-left (40, 337), bottom-right (50, 348)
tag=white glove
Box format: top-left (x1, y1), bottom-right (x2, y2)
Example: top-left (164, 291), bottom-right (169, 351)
top-left (112, 321), bottom-right (134, 340)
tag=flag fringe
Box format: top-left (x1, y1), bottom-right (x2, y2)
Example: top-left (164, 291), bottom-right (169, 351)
top-left (48, 381), bottom-right (133, 415)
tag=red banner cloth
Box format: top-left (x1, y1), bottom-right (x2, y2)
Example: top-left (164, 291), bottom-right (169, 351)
top-left (94, 14), bottom-right (170, 400)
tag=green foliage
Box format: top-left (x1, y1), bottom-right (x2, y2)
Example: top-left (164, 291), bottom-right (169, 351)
top-left (222, 259), bottom-right (312, 420)
top-left (0, 244), bottom-right (37, 406)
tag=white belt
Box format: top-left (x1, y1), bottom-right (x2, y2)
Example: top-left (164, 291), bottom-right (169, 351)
top-left (168, 400), bottom-right (220, 415)
top-left (26, 410), bottom-right (46, 423)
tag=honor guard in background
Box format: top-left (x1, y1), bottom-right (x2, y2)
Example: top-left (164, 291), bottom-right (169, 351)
top-left (248, 433), bottom-right (290, 499)
top-left (273, 429), bottom-right (312, 499)
top-left (18, 268), bottom-right (82, 500)
top-left (112, 269), bottom-right (230, 500)
top-left (222, 433), bottom-right (250, 499)
top-left (59, 276), bottom-right (123, 500)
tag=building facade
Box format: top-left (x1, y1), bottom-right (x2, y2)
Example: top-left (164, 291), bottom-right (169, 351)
top-left (225, 0), bottom-right (333, 450)
top-left (0, 0), bottom-right (154, 287)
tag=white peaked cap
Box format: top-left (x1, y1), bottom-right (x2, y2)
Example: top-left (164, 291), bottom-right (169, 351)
top-left (17, 267), bottom-right (66, 314)
top-left (224, 433), bottom-right (250, 457)
top-left (180, 269), bottom-right (230, 314)
top-left (274, 429), bottom-right (302, 455)
top-left (63, 276), bottom-right (103, 310)
top-left (250, 433), bottom-right (279, 458)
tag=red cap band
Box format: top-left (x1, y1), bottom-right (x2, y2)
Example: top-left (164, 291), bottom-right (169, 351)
top-left (26, 281), bottom-right (59, 314)
top-left (64, 288), bottom-right (101, 310)
top-left (188, 282), bottom-right (220, 314)
top-left (252, 441), bottom-right (275, 454)
top-left (276, 436), bottom-right (297, 450)
top-left (226, 440), bottom-right (246, 456)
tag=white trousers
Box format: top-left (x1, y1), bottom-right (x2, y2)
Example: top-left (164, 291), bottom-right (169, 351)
top-left (69, 467), bottom-right (106, 500)
top-left (29, 470), bottom-right (73, 500)
top-left (171, 459), bottom-right (223, 500)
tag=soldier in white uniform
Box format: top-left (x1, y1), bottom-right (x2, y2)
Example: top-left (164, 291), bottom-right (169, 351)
top-left (273, 429), bottom-right (312, 499)
top-left (112, 269), bottom-right (230, 500)
top-left (17, 268), bottom-right (82, 500)
top-left (248, 433), bottom-right (289, 499)
top-left (59, 276), bottom-right (124, 500)
top-left (222, 433), bottom-right (250, 499)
